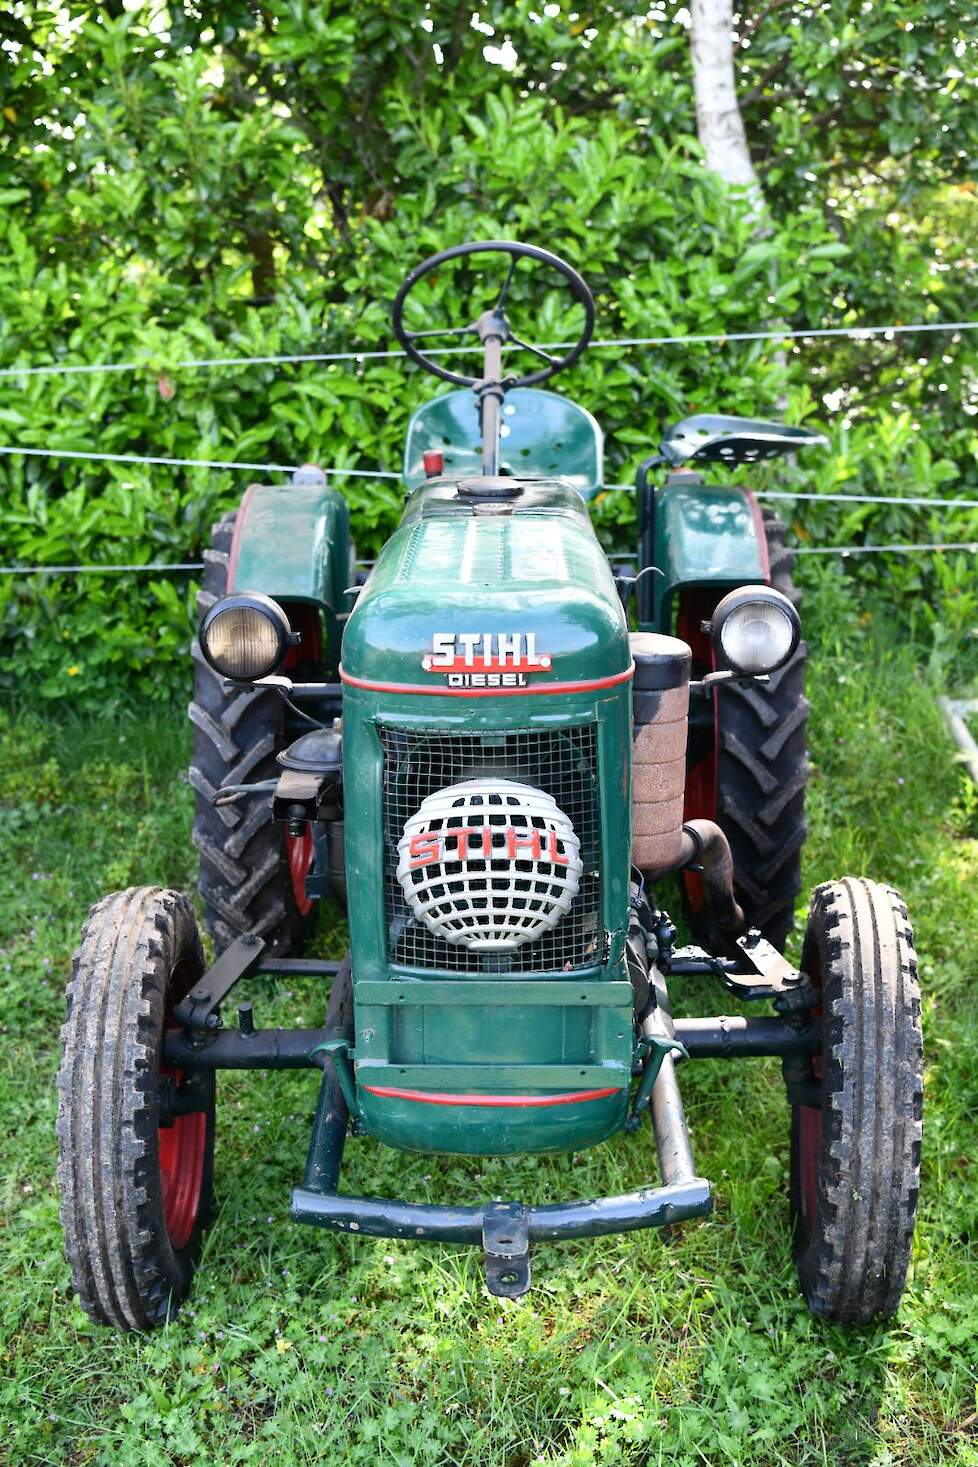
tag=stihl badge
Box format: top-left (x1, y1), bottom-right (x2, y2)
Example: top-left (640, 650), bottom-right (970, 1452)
top-left (422, 632), bottom-right (551, 688)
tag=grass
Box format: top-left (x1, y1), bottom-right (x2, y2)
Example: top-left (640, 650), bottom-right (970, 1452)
top-left (3, 621), bottom-right (978, 1465)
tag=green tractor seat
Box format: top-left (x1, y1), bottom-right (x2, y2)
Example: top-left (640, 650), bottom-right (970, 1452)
top-left (403, 387), bottom-right (604, 497)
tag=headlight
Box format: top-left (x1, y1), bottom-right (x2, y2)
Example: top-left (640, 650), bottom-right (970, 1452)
top-left (198, 592), bottom-right (293, 681)
top-left (710, 586), bottom-right (800, 675)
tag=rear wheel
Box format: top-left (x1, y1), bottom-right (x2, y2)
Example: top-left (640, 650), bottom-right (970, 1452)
top-left (789, 878), bottom-right (922, 1323)
top-left (681, 508), bottom-right (808, 948)
top-left (57, 887), bottom-right (214, 1330)
top-left (189, 510), bottom-right (315, 954)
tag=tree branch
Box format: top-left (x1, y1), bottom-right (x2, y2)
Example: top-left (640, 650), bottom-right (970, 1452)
top-left (736, 0), bottom-right (797, 49)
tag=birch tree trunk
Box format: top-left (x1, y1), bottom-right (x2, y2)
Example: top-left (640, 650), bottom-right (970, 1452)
top-left (689, 0), bottom-right (760, 198)
top-left (690, 0), bottom-right (786, 385)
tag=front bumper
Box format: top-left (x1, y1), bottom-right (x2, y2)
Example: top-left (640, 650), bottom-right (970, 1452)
top-left (290, 1052), bottom-right (711, 1296)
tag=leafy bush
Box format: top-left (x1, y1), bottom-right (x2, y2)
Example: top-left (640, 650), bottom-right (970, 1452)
top-left (1, 4), bottom-right (976, 699)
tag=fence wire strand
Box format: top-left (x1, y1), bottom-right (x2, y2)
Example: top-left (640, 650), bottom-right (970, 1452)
top-left (3, 544), bottom-right (976, 576)
top-left (2, 318), bottom-right (977, 381)
top-left (4, 442), bottom-right (978, 511)
top-left (4, 435), bottom-right (978, 574)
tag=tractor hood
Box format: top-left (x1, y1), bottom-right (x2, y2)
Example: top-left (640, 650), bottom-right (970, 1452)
top-left (341, 476), bottom-right (630, 693)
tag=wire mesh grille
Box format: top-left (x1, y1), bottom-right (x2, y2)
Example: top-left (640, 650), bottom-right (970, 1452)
top-left (380, 724), bottom-right (602, 973)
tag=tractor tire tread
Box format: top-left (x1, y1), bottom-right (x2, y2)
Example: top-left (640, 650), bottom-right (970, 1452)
top-left (189, 511), bottom-right (311, 954)
top-left (714, 509), bottom-right (809, 947)
top-left (57, 887), bottom-right (214, 1331)
top-left (792, 877), bottom-right (922, 1323)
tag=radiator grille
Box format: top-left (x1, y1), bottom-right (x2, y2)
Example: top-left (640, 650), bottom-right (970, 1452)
top-left (380, 725), bottom-right (602, 972)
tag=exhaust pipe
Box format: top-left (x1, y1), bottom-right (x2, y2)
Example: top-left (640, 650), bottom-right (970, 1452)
top-left (677, 819), bottom-right (744, 936)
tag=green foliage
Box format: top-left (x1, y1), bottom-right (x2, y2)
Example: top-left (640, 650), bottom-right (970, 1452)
top-left (3, 637), bottom-right (978, 1462)
top-left (0, 3), bottom-right (976, 698)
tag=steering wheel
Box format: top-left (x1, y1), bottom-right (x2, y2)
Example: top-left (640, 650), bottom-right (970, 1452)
top-left (391, 240), bottom-right (595, 390)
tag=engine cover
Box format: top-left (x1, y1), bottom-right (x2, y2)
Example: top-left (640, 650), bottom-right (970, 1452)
top-left (338, 474), bottom-right (635, 1157)
top-left (341, 476), bottom-right (630, 694)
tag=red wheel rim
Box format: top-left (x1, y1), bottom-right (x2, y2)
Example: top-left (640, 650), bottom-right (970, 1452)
top-left (797, 1057), bottom-right (824, 1229)
top-left (158, 1061), bottom-right (207, 1250)
top-left (287, 827), bottom-right (315, 916)
top-left (796, 945), bottom-right (824, 1233)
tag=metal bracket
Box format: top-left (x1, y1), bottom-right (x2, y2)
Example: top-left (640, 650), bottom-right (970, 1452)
top-left (665, 931), bottom-right (817, 1019)
top-left (482, 1202), bottom-right (531, 1298)
top-left (272, 768), bottom-right (333, 824)
top-left (729, 930), bottom-right (818, 1014)
top-left (626, 1028), bottom-right (687, 1132)
top-left (308, 1035), bottom-right (359, 1116)
top-left (690, 670), bottom-right (770, 698)
top-left (172, 932), bottom-right (266, 1034)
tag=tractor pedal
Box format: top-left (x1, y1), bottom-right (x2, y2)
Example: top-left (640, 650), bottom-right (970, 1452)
top-left (482, 1202), bottom-right (531, 1298)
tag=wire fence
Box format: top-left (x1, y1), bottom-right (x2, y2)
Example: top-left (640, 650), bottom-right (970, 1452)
top-left (3, 441), bottom-right (978, 575)
top-left (1, 317), bottom-right (976, 381)
top-left (4, 443), bottom-right (978, 509)
top-left (0, 445), bottom-right (397, 478)
top-left (3, 308), bottom-right (978, 576)
top-left (5, 541), bottom-right (978, 576)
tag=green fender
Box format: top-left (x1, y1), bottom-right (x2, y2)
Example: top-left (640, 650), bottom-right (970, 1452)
top-left (640, 474), bottom-right (769, 632)
top-left (228, 479), bottom-right (353, 674)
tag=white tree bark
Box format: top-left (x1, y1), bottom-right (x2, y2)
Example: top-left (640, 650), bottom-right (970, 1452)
top-left (689, 2), bottom-right (785, 384)
top-left (689, 0), bottom-right (759, 193)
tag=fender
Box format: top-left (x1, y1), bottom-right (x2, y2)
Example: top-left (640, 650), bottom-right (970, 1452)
top-left (639, 473), bottom-right (770, 632)
top-left (228, 479), bottom-right (352, 674)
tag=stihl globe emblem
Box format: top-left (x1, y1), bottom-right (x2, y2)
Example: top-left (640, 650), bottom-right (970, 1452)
top-left (422, 631), bottom-right (551, 688)
top-left (396, 780), bottom-right (583, 950)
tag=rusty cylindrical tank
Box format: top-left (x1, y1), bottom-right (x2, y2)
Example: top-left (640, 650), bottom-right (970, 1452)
top-left (630, 632), bottom-right (692, 878)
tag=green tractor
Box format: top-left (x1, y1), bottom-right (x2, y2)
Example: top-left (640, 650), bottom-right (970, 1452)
top-left (58, 242), bottom-right (922, 1330)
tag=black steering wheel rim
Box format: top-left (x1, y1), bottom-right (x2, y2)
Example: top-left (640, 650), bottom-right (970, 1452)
top-left (391, 239), bottom-right (595, 389)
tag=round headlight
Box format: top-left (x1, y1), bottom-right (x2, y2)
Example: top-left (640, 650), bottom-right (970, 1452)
top-left (711, 586), bottom-right (800, 675)
top-left (199, 593), bottom-right (292, 681)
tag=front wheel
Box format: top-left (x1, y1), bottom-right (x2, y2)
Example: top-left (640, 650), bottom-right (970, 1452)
top-left (57, 888), bottom-right (215, 1330)
top-left (789, 878), bottom-right (923, 1323)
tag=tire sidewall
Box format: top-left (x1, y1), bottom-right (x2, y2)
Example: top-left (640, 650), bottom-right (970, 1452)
top-left (58, 888), bottom-right (217, 1329)
top-left (145, 899), bottom-right (216, 1305)
top-left (788, 878), bottom-right (922, 1322)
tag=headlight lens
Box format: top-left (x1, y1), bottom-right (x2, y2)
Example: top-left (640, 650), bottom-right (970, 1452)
top-left (711, 586), bottom-right (800, 675)
top-left (199, 593), bottom-right (292, 681)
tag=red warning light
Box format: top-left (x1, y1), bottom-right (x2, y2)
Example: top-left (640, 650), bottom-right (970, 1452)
top-left (422, 450), bottom-right (444, 478)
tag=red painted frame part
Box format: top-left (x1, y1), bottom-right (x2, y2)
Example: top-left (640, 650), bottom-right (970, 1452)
top-left (362, 1085), bottom-right (622, 1108)
top-left (339, 664), bottom-right (634, 698)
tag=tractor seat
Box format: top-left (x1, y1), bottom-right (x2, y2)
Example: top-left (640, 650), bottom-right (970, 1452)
top-left (403, 387), bottom-right (603, 497)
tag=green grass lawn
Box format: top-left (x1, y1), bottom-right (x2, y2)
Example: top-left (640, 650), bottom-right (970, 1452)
top-left (3, 632), bottom-right (978, 1466)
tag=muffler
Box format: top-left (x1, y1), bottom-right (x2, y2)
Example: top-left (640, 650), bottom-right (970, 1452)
top-left (629, 632), bottom-right (744, 937)
top-left (629, 632), bottom-right (691, 878)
